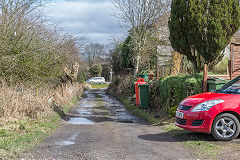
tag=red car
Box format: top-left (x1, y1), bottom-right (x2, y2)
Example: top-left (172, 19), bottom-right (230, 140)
top-left (175, 76), bottom-right (240, 141)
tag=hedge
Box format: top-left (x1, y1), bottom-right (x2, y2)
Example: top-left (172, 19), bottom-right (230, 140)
top-left (158, 73), bottom-right (203, 113)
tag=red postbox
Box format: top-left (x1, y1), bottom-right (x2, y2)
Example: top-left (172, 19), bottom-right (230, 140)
top-left (135, 78), bottom-right (146, 106)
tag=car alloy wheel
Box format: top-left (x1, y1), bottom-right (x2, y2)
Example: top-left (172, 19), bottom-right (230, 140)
top-left (212, 113), bottom-right (240, 141)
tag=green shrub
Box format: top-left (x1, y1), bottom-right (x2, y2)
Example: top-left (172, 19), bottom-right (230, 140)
top-left (89, 65), bottom-right (102, 77)
top-left (159, 73), bottom-right (203, 113)
top-left (169, 106), bottom-right (178, 117)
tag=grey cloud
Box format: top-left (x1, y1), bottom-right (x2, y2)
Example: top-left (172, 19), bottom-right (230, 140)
top-left (45, 0), bottom-right (123, 43)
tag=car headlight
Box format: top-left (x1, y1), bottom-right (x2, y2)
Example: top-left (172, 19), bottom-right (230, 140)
top-left (191, 100), bottom-right (224, 112)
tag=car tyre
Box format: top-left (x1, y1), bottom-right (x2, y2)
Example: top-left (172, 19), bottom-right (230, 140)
top-left (212, 113), bottom-right (240, 141)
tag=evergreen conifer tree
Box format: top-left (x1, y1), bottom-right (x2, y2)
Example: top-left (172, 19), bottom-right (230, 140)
top-left (169, 0), bottom-right (240, 72)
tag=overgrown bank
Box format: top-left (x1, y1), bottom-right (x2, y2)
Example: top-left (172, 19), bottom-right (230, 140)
top-left (0, 83), bottom-right (89, 159)
top-left (0, 1), bottom-right (88, 158)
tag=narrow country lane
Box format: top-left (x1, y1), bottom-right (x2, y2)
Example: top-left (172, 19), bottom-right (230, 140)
top-left (20, 89), bottom-right (193, 160)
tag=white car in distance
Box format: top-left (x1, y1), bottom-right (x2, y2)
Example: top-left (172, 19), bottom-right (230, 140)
top-left (87, 77), bottom-right (105, 84)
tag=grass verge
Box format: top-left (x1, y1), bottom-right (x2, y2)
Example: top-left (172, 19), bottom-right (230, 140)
top-left (0, 97), bottom-right (79, 160)
top-left (0, 114), bottom-right (61, 159)
top-left (162, 123), bottom-right (222, 159)
top-left (121, 98), bottom-right (165, 125)
top-left (90, 83), bottom-right (109, 89)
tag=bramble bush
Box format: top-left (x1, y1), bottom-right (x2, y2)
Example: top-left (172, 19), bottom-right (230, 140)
top-left (107, 72), bottom-right (135, 98)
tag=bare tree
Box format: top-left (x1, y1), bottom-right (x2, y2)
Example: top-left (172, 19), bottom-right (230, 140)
top-left (113, 0), bottom-right (171, 75)
top-left (84, 43), bottom-right (106, 67)
top-left (108, 37), bottom-right (124, 73)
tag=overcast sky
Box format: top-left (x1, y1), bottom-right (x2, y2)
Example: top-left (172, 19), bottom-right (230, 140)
top-left (44, 0), bottom-right (124, 44)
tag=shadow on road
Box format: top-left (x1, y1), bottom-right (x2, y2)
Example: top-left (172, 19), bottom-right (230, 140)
top-left (138, 129), bottom-right (216, 142)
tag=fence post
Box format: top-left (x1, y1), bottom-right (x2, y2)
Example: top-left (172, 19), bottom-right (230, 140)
top-left (202, 64), bottom-right (208, 93)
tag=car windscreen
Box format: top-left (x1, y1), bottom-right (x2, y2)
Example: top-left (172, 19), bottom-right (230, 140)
top-left (216, 76), bottom-right (240, 94)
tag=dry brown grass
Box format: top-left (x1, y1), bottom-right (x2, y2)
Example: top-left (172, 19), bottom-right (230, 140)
top-left (0, 82), bottom-right (87, 123)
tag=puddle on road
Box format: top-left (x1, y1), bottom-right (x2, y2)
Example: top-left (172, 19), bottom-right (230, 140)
top-left (116, 109), bottom-right (126, 112)
top-left (70, 133), bottom-right (78, 140)
top-left (87, 94), bottom-right (95, 98)
top-left (108, 100), bottom-right (119, 105)
top-left (56, 133), bottom-right (78, 146)
top-left (103, 98), bottom-right (125, 107)
top-left (57, 140), bottom-right (75, 146)
top-left (80, 101), bottom-right (94, 108)
top-left (97, 93), bottom-right (105, 97)
top-left (77, 108), bottom-right (92, 115)
top-left (68, 117), bottom-right (95, 125)
top-left (115, 113), bottom-right (134, 123)
top-left (70, 89), bottom-right (137, 124)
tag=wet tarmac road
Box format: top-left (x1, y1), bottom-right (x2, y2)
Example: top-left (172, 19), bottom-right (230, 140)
top-left (20, 89), bottom-right (193, 160)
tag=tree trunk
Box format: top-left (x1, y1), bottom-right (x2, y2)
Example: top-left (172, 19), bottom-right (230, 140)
top-left (192, 61), bottom-right (201, 73)
top-left (134, 55), bottom-right (141, 77)
top-left (192, 53), bottom-right (202, 73)
top-left (202, 64), bottom-right (208, 93)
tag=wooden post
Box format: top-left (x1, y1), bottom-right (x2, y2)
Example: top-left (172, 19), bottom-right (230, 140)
top-left (228, 60), bottom-right (232, 80)
top-left (202, 64), bottom-right (208, 93)
top-left (230, 43), bottom-right (233, 80)
top-left (36, 88), bottom-right (39, 97)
